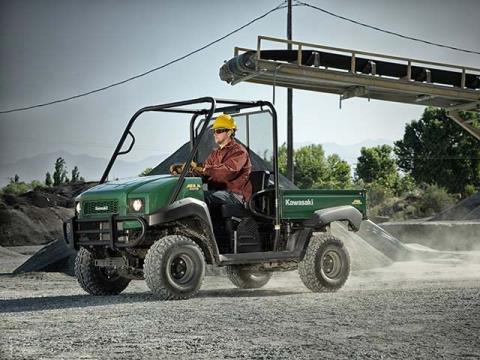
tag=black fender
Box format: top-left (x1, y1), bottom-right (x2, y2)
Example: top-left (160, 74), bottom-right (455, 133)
top-left (147, 197), bottom-right (220, 264)
top-left (304, 205), bottom-right (363, 232)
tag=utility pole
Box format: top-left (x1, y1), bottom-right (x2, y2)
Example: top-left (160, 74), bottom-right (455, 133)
top-left (286, 0), bottom-right (294, 182)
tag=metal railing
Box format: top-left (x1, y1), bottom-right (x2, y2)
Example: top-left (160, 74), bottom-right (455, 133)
top-left (234, 35), bottom-right (480, 90)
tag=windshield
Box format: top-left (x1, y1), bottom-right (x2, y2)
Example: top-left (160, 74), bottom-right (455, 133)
top-left (237, 111), bottom-right (274, 172)
top-left (107, 112), bottom-right (189, 179)
top-left (192, 110), bottom-right (275, 172)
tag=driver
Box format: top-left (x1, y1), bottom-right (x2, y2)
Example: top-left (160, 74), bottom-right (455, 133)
top-left (169, 114), bottom-right (252, 250)
top-left (202, 114), bottom-right (252, 209)
top-left (169, 114), bottom-right (252, 209)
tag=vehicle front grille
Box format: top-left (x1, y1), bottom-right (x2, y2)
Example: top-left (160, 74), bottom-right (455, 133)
top-left (83, 200), bottom-right (119, 215)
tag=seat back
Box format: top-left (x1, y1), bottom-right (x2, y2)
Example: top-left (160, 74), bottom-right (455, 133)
top-left (249, 170), bottom-right (270, 194)
top-left (220, 170), bottom-right (270, 219)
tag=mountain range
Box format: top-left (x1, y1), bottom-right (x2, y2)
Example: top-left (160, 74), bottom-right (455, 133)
top-left (320, 139), bottom-right (394, 166)
top-left (0, 139), bottom-right (393, 187)
top-left (0, 151), bottom-right (167, 187)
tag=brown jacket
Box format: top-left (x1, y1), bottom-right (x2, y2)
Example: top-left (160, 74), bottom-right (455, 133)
top-left (203, 139), bottom-right (252, 201)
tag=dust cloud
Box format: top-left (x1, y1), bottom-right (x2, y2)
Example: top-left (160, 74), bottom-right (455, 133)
top-left (266, 221), bottom-right (480, 291)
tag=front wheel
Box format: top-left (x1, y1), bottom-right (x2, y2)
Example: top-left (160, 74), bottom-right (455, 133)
top-left (144, 235), bottom-right (205, 300)
top-left (226, 265), bottom-right (272, 289)
top-left (74, 248), bottom-right (131, 295)
top-left (298, 233), bottom-right (350, 292)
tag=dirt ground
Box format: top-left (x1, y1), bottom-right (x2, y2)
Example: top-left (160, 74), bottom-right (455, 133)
top-left (1, 256), bottom-right (479, 359)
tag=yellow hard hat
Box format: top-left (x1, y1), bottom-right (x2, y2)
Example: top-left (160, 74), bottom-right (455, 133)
top-left (212, 114), bottom-right (237, 130)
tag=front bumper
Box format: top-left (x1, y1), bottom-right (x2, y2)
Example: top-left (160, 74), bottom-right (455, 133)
top-left (63, 214), bottom-right (147, 251)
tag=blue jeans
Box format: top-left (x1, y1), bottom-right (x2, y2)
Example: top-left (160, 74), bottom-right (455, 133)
top-left (204, 191), bottom-right (243, 253)
top-left (204, 190), bottom-right (243, 209)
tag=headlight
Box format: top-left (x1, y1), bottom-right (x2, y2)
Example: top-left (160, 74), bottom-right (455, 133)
top-left (75, 202), bottom-right (81, 214)
top-left (129, 199), bottom-right (144, 212)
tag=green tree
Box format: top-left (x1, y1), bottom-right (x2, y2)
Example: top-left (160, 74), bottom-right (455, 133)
top-left (316, 154), bottom-right (351, 189)
top-left (9, 174), bottom-right (20, 183)
top-left (62, 170), bottom-right (69, 183)
top-left (53, 157), bottom-right (68, 186)
top-left (278, 143), bottom-right (352, 189)
top-left (396, 174), bottom-right (416, 195)
top-left (71, 166), bottom-right (80, 182)
top-left (394, 108), bottom-right (480, 194)
top-left (139, 168), bottom-right (153, 176)
top-left (45, 172), bottom-right (53, 187)
top-left (29, 180), bottom-right (43, 190)
top-left (278, 143), bottom-right (287, 176)
top-left (356, 145), bottom-right (399, 189)
top-left (294, 144), bottom-right (328, 189)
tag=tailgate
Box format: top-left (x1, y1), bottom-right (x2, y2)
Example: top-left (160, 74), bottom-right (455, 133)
top-left (280, 189), bottom-right (367, 220)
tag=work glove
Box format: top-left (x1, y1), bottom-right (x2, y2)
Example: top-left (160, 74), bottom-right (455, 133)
top-left (169, 163), bottom-right (185, 175)
top-left (169, 161), bottom-right (203, 176)
top-left (189, 161), bottom-right (204, 175)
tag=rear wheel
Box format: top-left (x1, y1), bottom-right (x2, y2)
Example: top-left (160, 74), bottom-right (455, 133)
top-left (226, 265), bottom-right (272, 289)
top-left (74, 248), bottom-right (131, 295)
top-left (144, 235), bottom-right (205, 300)
top-left (298, 233), bottom-right (350, 292)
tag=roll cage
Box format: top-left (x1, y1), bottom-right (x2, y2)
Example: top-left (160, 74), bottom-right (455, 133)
top-left (100, 97), bottom-right (282, 243)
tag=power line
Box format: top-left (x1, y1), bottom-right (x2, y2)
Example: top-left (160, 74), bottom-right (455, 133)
top-left (296, 0), bottom-right (480, 55)
top-left (3, 1), bottom-right (478, 115)
top-left (0, 1), bottom-right (288, 115)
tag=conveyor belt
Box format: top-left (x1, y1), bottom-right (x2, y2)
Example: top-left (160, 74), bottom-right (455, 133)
top-left (222, 50), bottom-right (480, 91)
top-left (219, 36), bottom-right (480, 139)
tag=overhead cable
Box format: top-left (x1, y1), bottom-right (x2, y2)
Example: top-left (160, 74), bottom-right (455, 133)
top-left (3, 1), bottom-right (478, 115)
top-left (296, 0), bottom-right (480, 55)
top-left (0, 1), bottom-right (288, 115)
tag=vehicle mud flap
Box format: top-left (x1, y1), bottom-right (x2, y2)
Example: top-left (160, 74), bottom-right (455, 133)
top-left (304, 205), bottom-right (363, 231)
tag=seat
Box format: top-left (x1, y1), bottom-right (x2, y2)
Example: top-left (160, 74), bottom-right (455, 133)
top-left (220, 205), bottom-right (250, 218)
top-left (220, 170), bottom-right (270, 218)
top-left (218, 170), bottom-right (271, 254)
top-left (249, 170), bottom-right (270, 194)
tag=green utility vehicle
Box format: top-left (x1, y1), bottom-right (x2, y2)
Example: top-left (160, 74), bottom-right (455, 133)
top-left (64, 98), bottom-right (367, 300)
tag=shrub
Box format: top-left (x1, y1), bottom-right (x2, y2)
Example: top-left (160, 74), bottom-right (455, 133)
top-left (2, 182), bottom-right (30, 195)
top-left (29, 180), bottom-right (44, 191)
top-left (139, 168), bottom-right (153, 176)
top-left (464, 184), bottom-right (477, 197)
top-left (417, 184), bottom-right (455, 217)
top-left (366, 182), bottom-right (394, 208)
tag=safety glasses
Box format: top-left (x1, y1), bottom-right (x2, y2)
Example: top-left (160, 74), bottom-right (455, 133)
top-left (213, 128), bottom-right (229, 134)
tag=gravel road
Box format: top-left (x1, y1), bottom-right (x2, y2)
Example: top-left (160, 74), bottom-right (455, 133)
top-left (1, 257), bottom-right (479, 359)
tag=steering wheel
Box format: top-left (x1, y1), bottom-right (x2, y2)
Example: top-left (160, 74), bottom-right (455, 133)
top-left (169, 163), bottom-right (203, 177)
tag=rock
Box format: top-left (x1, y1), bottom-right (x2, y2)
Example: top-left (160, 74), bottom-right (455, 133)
top-left (0, 182), bottom-right (96, 247)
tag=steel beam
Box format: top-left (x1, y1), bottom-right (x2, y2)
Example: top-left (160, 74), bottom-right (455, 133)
top-left (447, 111), bottom-right (480, 141)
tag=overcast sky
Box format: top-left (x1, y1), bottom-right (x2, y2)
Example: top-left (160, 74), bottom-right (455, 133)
top-left (1, 0), bottom-right (479, 166)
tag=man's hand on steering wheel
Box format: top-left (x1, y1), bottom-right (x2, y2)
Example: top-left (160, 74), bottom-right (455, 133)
top-left (169, 161), bottom-right (203, 176)
top-left (189, 161), bottom-right (204, 176)
top-left (169, 163), bottom-right (185, 175)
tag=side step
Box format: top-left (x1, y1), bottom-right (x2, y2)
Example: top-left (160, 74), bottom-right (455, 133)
top-left (219, 251), bottom-right (300, 266)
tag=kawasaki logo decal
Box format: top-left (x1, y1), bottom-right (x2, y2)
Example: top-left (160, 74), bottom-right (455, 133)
top-left (94, 206), bottom-right (109, 211)
top-left (285, 198), bottom-right (314, 206)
